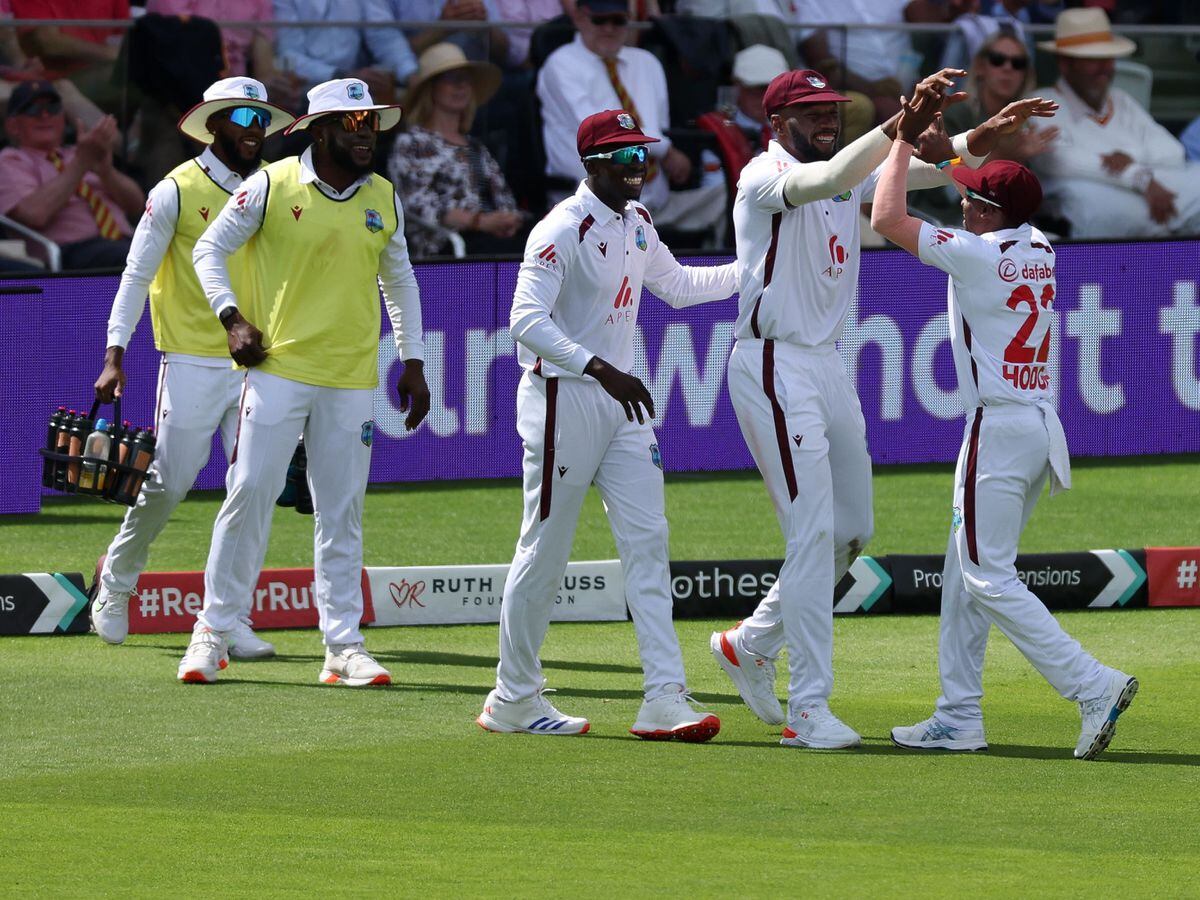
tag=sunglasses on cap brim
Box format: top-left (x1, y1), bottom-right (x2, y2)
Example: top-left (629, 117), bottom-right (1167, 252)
top-left (226, 106), bottom-right (272, 128)
top-left (320, 110), bottom-right (382, 133)
top-left (19, 99), bottom-right (62, 116)
top-left (582, 145), bottom-right (648, 165)
top-left (965, 188), bottom-right (1002, 208)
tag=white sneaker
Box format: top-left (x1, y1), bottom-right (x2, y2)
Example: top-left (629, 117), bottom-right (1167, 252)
top-left (781, 706), bottom-right (861, 749)
top-left (319, 644), bottom-right (391, 686)
top-left (177, 627), bottom-right (229, 684)
top-left (710, 625), bottom-right (784, 725)
top-left (891, 716), bottom-right (987, 752)
top-left (630, 690), bottom-right (721, 742)
top-left (91, 586), bottom-right (132, 645)
top-left (1075, 671), bottom-right (1139, 760)
top-left (476, 687), bottom-right (590, 735)
top-left (228, 620), bottom-right (276, 659)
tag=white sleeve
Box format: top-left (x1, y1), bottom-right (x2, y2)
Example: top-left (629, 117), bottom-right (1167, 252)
top-left (193, 170), bottom-right (268, 317)
top-left (106, 178), bottom-right (179, 348)
top-left (378, 192), bottom-right (424, 362)
top-left (508, 218), bottom-right (592, 375)
top-left (642, 222), bottom-right (737, 308)
top-left (916, 220), bottom-right (992, 282)
top-left (782, 128), bottom-right (892, 207)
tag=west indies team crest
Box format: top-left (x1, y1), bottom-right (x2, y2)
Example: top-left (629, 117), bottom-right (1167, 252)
top-left (635, 224), bottom-right (647, 251)
top-left (242, 84), bottom-right (260, 99)
top-left (365, 208), bottom-right (383, 233)
top-left (361, 420), bottom-right (374, 447)
top-left (348, 81), bottom-right (365, 100)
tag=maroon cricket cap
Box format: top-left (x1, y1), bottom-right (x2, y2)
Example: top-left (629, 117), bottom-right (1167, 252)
top-left (762, 69), bottom-right (850, 116)
top-left (577, 109), bottom-right (660, 157)
top-left (952, 159), bottom-right (1043, 224)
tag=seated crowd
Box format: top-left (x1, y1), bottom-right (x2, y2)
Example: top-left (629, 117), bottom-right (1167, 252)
top-left (0, 0), bottom-right (1198, 270)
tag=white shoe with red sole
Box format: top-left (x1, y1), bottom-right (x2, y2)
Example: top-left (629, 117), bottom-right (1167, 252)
top-left (319, 644), bottom-right (391, 686)
top-left (630, 690), bottom-right (721, 743)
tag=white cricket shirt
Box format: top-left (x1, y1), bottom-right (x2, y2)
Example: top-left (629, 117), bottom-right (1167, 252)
top-left (733, 129), bottom-right (980, 348)
top-left (918, 220), bottom-right (1057, 410)
top-left (510, 180), bottom-right (738, 379)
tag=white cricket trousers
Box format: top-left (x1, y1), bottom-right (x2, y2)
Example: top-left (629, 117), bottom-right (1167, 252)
top-left (102, 359), bottom-right (244, 595)
top-left (726, 339), bottom-right (874, 714)
top-left (198, 369), bottom-right (373, 646)
top-left (934, 405), bottom-right (1111, 727)
top-left (495, 372), bottom-right (688, 703)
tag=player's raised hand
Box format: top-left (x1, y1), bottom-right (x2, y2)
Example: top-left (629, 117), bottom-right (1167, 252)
top-left (585, 356), bottom-right (655, 424)
top-left (897, 83), bottom-right (943, 145)
top-left (397, 359), bottom-right (431, 430)
top-left (914, 112), bottom-right (955, 164)
top-left (913, 67), bottom-right (968, 108)
top-left (989, 97), bottom-right (1059, 137)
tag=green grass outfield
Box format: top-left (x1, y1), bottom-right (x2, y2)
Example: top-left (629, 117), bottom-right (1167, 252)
top-left (2, 457), bottom-right (1198, 896)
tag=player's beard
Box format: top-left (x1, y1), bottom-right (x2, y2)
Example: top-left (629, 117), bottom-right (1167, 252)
top-left (786, 120), bottom-right (837, 163)
top-left (215, 129), bottom-right (263, 177)
top-left (329, 137), bottom-right (374, 176)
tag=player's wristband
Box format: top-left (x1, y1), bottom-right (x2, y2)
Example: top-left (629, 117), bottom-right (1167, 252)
top-left (935, 156), bottom-right (962, 171)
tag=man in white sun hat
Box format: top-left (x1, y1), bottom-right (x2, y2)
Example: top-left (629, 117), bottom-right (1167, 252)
top-left (183, 78), bottom-right (429, 686)
top-left (1031, 7), bottom-right (1200, 237)
top-left (90, 76), bottom-right (295, 658)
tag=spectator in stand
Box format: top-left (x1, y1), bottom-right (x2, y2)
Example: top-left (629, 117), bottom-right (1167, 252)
top-left (0, 79), bottom-right (143, 268)
top-left (943, 30), bottom-right (1055, 162)
top-left (1031, 7), bottom-right (1200, 237)
top-left (728, 44), bottom-right (787, 149)
top-left (401, 0), bottom-right (509, 66)
top-left (793, 0), bottom-right (970, 126)
top-left (274, 0), bottom-right (417, 102)
top-left (939, 1), bottom-right (1033, 74)
top-left (9, 0), bottom-right (129, 113)
top-left (388, 43), bottom-right (525, 257)
top-left (0, 0), bottom-right (111, 139)
top-left (493, 0), bottom-right (562, 69)
top-left (537, 0), bottom-right (725, 234)
top-left (145, 1), bottom-right (301, 106)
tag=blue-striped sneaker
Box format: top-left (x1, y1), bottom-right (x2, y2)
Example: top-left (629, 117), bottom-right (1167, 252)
top-left (1075, 671), bottom-right (1138, 760)
top-left (891, 716), bottom-right (987, 752)
top-left (477, 687), bottom-right (590, 735)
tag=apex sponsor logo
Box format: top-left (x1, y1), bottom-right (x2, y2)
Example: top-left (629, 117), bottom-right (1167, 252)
top-left (613, 275), bottom-right (634, 308)
top-left (929, 229), bottom-right (954, 246)
top-left (823, 234), bottom-right (846, 279)
top-left (534, 243), bottom-right (558, 270)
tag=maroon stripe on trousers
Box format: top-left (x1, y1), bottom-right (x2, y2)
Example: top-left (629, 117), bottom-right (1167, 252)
top-left (963, 407), bottom-right (983, 566)
top-left (762, 340), bottom-right (798, 502)
top-left (229, 374), bottom-right (249, 466)
top-left (539, 378), bottom-right (559, 522)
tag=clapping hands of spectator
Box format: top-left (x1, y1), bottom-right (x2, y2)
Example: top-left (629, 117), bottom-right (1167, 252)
top-left (1101, 150), bottom-right (1133, 175)
top-left (263, 70), bottom-right (305, 111)
top-left (440, 0), bottom-right (488, 21)
top-left (1144, 179), bottom-right (1178, 224)
top-left (479, 210), bottom-right (524, 238)
top-left (661, 146), bottom-right (692, 186)
top-left (75, 115), bottom-right (118, 174)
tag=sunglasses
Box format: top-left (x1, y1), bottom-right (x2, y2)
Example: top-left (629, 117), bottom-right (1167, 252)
top-left (985, 51), bottom-right (1029, 70)
top-left (20, 99), bottom-right (62, 117)
top-left (329, 110), bottom-right (382, 132)
top-left (227, 106), bottom-right (271, 128)
top-left (583, 145), bottom-right (647, 165)
top-left (965, 188), bottom-right (1002, 208)
top-left (590, 13), bottom-right (629, 26)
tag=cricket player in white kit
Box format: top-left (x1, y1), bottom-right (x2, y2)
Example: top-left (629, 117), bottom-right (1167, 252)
top-left (182, 79), bottom-right (430, 686)
top-left (871, 91), bottom-right (1138, 760)
top-left (477, 110), bottom-right (737, 740)
top-left (90, 78), bottom-right (295, 658)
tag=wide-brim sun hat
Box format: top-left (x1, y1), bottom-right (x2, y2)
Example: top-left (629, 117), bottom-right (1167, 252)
top-left (284, 78), bottom-right (403, 135)
top-left (402, 43), bottom-right (502, 112)
top-left (1037, 8), bottom-right (1136, 59)
top-left (177, 76), bottom-right (295, 144)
